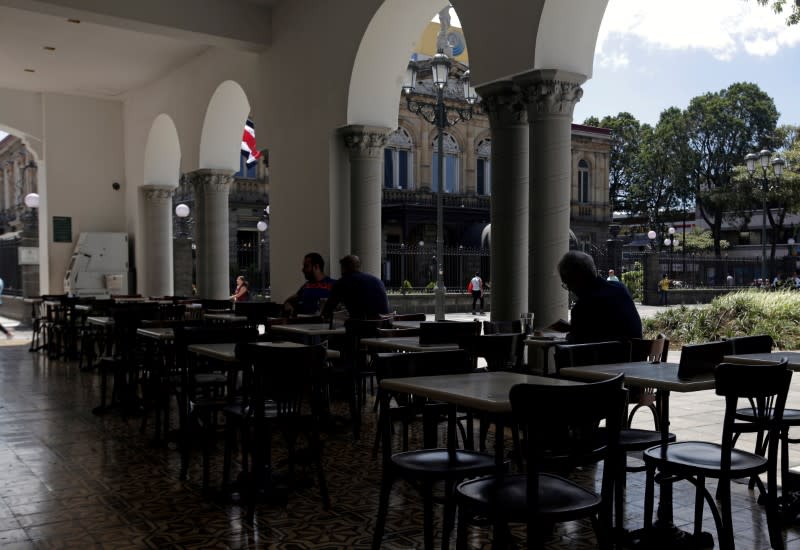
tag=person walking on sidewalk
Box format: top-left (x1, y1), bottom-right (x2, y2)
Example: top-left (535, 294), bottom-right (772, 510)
top-left (0, 278), bottom-right (13, 339)
top-left (468, 272), bottom-right (484, 315)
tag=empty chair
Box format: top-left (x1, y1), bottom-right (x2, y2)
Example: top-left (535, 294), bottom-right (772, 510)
top-left (727, 334), bottom-right (774, 354)
top-left (455, 374), bottom-right (626, 549)
top-left (372, 350), bottom-right (498, 550)
top-left (227, 342), bottom-right (330, 522)
top-left (643, 360), bottom-right (791, 550)
top-left (419, 321), bottom-right (481, 368)
top-left (482, 319), bottom-right (522, 335)
top-left (474, 333), bottom-right (524, 372)
top-left (553, 340), bottom-right (630, 376)
top-left (677, 340), bottom-right (733, 379)
top-left (627, 334), bottom-right (670, 429)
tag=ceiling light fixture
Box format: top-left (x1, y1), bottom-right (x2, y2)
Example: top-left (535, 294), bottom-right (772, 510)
top-left (43, 46), bottom-right (56, 51)
top-left (24, 69), bottom-right (35, 73)
top-left (67, 18), bottom-right (80, 24)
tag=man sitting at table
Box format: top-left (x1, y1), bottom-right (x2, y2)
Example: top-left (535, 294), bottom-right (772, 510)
top-left (321, 254), bottom-right (390, 320)
top-left (284, 252), bottom-right (336, 316)
top-left (557, 250), bottom-right (642, 344)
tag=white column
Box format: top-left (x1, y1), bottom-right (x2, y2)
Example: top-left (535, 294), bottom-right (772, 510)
top-left (342, 125), bottom-right (390, 277)
top-left (189, 169), bottom-right (233, 299)
top-left (517, 70), bottom-right (585, 329)
top-left (478, 81), bottom-right (529, 322)
top-left (141, 185), bottom-right (174, 297)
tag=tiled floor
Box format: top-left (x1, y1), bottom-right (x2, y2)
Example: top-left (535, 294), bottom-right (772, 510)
top-left (1, 337), bottom-right (800, 548)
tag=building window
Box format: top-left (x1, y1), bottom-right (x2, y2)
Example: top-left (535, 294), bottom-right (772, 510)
top-left (384, 127), bottom-right (413, 189)
top-left (235, 155), bottom-right (258, 179)
top-left (432, 132), bottom-right (460, 193)
top-left (476, 138), bottom-right (491, 195)
top-left (577, 159), bottom-right (590, 204)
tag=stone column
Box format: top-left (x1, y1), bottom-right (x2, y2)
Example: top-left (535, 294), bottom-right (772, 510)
top-left (517, 70), bottom-right (585, 329)
top-left (187, 169), bottom-right (233, 299)
top-left (342, 125), bottom-right (390, 277)
top-left (142, 185), bottom-right (174, 297)
top-left (477, 81), bottom-right (529, 322)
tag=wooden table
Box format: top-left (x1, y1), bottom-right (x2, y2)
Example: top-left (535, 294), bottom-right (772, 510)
top-left (137, 327), bottom-right (175, 341)
top-left (203, 313), bottom-right (249, 323)
top-left (724, 351), bottom-right (800, 370)
top-left (524, 331), bottom-right (567, 374)
top-left (361, 336), bottom-right (460, 353)
top-left (269, 322), bottom-right (345, 344)
top-left (558, 361), bottom-right (716, 546)
top-left (187, 340), bottom-right (306, 362)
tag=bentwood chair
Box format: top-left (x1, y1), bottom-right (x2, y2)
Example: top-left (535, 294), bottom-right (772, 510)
top-left (455, 374), bottom-right (626, 549)
top-left (627, 334), bottom-right (669, 429)
top-left (372, 350), bottom-right (498, 550)
top-left (227, 342), bottom-right (330, 523)
top-left (643, 360), bottom-right (790, 550)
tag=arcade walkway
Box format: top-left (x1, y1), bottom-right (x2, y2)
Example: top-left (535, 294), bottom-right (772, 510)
top-left (0, 335), bottom-right (798, 548)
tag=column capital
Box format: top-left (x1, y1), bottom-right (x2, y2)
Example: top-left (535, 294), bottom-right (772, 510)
top-left (341, 125), bottom-right (391, 158)
top-left (184, 169), bottom-right (234, 193)
top-left (476, 81), bottom-right (527, 127)
top-left (141, 184), bottom-right (174, 203)
top-left (515, 69), bottom-right (586, 119)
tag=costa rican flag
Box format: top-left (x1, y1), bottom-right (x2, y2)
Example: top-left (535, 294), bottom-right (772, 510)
top-left (241, 119), bottom-right (261, 165)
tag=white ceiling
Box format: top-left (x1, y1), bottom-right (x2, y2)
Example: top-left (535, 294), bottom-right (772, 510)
top-left (0, 0), bottom-right (275, 100)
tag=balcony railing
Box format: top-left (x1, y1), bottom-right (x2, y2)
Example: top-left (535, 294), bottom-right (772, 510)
top-left (382, 188), bottom-right (490, 209)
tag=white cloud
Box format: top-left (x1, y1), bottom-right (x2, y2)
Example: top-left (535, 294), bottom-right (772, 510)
top-left (597, 0), bottom-right (799, 64)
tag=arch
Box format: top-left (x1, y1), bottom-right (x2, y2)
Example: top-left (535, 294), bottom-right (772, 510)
top-left (534, 0), bottom-right (608, 77)
top-left (431, 132), bottom-right (461, 154)
top-left (198, 80), bottom-right (251, 171)
top-left (476, 137), bottom-right (492, 196)
top-left (143, 114), bottom-right (181, 187)
top-left (384, 126), bottom-right (415, 190)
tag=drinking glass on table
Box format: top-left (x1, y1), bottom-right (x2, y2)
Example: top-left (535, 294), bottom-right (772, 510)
top-left (520, 312), bottom-right (534, 334)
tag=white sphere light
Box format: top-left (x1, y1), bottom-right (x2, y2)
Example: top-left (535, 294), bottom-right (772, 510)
top-left (24, 193), bottom-right (39, 208)
top-left (647, 230), bottom-right (657, 240)
top-left (664, 238), bottom-right (671, 247)
top-left (265, 205), bottom-right (270, 215)
top-left (257, 220), bottom-right (268, 232)
top-left (175, 203), bottom-right (190, 218)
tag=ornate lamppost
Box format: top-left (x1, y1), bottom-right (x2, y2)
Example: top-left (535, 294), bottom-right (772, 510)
top-left (745, 149), bottom-right (785, 282)
top-left (256, 204), bottom-right (270, 297)
top-left (402, 50), bottom-right (477, 320)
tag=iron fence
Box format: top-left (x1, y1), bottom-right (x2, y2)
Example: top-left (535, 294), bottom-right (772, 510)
top-left (382, 243), bottom-right (490, 292)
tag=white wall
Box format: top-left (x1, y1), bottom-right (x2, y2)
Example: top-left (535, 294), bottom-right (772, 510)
top-left (41, 93), bottom-right (126, 292)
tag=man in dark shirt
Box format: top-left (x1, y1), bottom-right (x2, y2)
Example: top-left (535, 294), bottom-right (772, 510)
top-left (284, 252), bottom-right (335, 316)
top-left (558, 250), bottom-right (642, 344)
top-left (321, 254), bottom-right (389, 320)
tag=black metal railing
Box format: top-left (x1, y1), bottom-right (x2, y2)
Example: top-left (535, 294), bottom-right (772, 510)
top-left (383, 243), bottom-right (490, 291)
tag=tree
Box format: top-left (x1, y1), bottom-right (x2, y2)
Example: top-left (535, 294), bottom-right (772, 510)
top-left (755, 0), bottom-right (800, 25)
top-left (584, 113), bottom-right (643, 215)
top-left (684, 82), bottom-right (779, 257)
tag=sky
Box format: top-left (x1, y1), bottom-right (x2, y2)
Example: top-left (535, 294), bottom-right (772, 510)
top-left (572, 0), bottom-right (800, 128)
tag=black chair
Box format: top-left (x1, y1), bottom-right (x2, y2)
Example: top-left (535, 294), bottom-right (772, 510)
top-left (627, 334), bottom-right (670, 429)
top-left (419, 321), bottom-right (482, 369)
top-left (482, 319), bottom-right (522, 335)
top-left (455, 374), bottom-right (626, 549)
top-left (227, 342), bottom-right (330, 523)
top-left (390, 312), bottom-right (427, 321)
top-left (643, 360), bottom-right (791, 550)
top-left (554, 340), bottom-right (675, 537)
top-left (727, 334), bottom-right (774, 354)
top-left (677, 340), bottom-right (733, 379)
top-left (474, 333), bottom-right (525, 372)
top-left (372, 350), bottom-right (499, 550)
top-left (173, 324), bottom-right (258, 490)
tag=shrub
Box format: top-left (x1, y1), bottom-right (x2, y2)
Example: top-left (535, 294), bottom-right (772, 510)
top-left (621, 261), bottom-right (643, 302)
top-left (643, 289), bottom-right (800, 349)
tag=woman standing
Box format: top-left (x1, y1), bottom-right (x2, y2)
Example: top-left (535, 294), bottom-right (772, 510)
top-left (0, 278), bottom-right (13, 339)
top-left (230, 276), bottom-right (250, 302)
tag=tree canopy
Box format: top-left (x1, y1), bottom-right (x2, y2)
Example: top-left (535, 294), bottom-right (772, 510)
top-left (755, 0), bottom-right (800, 25)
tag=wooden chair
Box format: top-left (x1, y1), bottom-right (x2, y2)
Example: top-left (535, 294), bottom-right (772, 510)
top-left (482, 319), bottom-right (522, 335)
top-left (227, 342), bottom-right (330, 522)
top-left (727, 334), bottom-right (774, 354)
top-left (455, 374), bottom-right (626, 549)
top-left (554, 340), bottom-right (675, 536)
top-left (677, 340), bottom-right (733, 379)
top-left (372, 350), bottom-right (499, 550)
top-left (643, 360), bottom-right (790, 550)
top-left (627, 334), bottom-right (669, 429)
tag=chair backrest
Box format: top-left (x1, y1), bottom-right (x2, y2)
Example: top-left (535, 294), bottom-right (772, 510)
top-left (236, 343), bottom-right (328, 419)
top-left (715, 360), bottom-right (791, 467)
top-left (391, 312), bottom-right (427, 321)
top-left (677, 340), bottom-right (733, 379)
top-left (482, 320), bottom-right (522, 335)
top-left (234, 301), bottom-right (285, 321)
top-left (110, 302), bottom-right (161, 356)
top-left (373, 349), bottom-right (471, 381)
top-left (201, 299), bottom-right (233, 311)
top-left (629, 334), bottom-right (669, 363)
top-left (474, 333), bottom-right (525, 372)
top-left (726, 334), bottom-right (774, 355)
top-left (510, 374), bottom-right (626, 471)
top-left (419, 320), bottom-right (481, 345)
top-left (553, 341), bottom-right (630, 375)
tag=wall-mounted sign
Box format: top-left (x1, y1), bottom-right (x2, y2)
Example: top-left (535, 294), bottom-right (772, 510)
top-left (18, 246), bottom-right (39, 265)
top-left (53, 216), bottom-right (72, 243)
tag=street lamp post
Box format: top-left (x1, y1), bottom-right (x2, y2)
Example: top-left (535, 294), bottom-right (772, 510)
top-left (745, 149), bottom-right (785, 283)
top-left (664, 226), bottom-right (676, 277)
top-left (256, 204), bottom-right (270, 297)
top-left (403, 50), bottom-right (476, 320)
